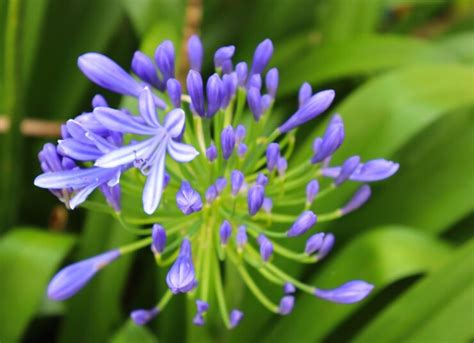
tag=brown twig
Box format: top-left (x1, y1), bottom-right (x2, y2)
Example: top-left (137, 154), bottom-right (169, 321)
top-left (0, 115), bottom-right (62, 137)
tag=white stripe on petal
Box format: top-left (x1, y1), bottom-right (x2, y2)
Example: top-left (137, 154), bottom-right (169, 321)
top-left (94, 138), bottom-right (157, 168)
top-left (139, 88), bottom-right (161, 128)
top-left (167, 140), bottom-right (199, 162)
top-left (164, 109), bottom-right (185, 138)
top-left (142, 143), bottom-right (167, 214)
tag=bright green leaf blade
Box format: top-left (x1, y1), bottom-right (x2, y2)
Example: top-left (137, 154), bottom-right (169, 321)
top-left (111, 320), bottom-right (158, 343)
top-left (438, 31), bottom-right (474, 63)
top-left (262, 226), bottom-right (452, 343)
top-left (0, 228), bottom-right (75, 342)
top-left (354, 240), bottom-right (474, 343)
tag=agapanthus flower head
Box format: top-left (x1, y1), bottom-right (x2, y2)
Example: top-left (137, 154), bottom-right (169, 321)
top-left (38, 36), bottom-right (398, 330)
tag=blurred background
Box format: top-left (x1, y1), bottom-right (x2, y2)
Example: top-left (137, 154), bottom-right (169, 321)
top-left (0, 0), bottom-right (473, 342)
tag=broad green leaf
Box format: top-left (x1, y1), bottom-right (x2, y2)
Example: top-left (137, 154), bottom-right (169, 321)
top-left (111, 320), bottom-right (158, 343)
top-left (58, 210), bottom-right (136, 343)
top-left (337, 109), bottom-right (474, 236)
top-left (278, 35), bottom-right (456, 95)
top-left (438, 31), bottom-right (474, 63)
top-left (0, 228), bottom-right (75, 342)
top-left (354, 240), bottom-right (474, 342)
top-left (261, 226), bottom-right (453, 343)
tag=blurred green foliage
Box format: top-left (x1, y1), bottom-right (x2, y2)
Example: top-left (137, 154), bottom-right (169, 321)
top-left (0, 0), bottom-right (473, 342)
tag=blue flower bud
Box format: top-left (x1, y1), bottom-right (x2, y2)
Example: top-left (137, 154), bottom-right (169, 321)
top-left (231, 170), bottom-right (244, 196)
top-left (166, 78), bottom-right (182, 108)
top-left (312, 114), bottom-right (345, 163)
top-left (237, 143), bottom-right (247, 157)
top-left (256, 173), bottom-right (268, 186)
top-left (341, 185), bottom-right (371, 215)
top-left (287, 210), bottom-right (317, 237)
top-left (248, 185), bottom-right (264, 215)
top-left (304, 232), bottom-right (325, 255)
top-left (176, 181), bottom-right (203, 215)
top-left (306, 179), bottom-right (319, 204)
top-left (206, 73), bottom-right (223, 117)
top-left (262, 197), bottom-right (273, 213)
top-left (279, 90), bottom-right (335, 133)
top-left (235, 124), bottom-right (246, 143)
top-left (187, 70), bottom-right (205, 116)
top-left (219, 220), bottom-right (232, 245)
top-left (247, 74), bottom-right (262, 90)
top-left (47, 250), bottom-right (120, 300)
top-left (187, 35), bottom-right (203, 72)
top-left (279, 295), bottom-right (295, 315)
top-left (335, 156), bottom-right (360, 185)
top-left (130, 308), bottom-right (159, 325)
top-left (235, 62), bottom-right (248, 87)
top-left (251, 39), bottom-right (273, 75)
top-left (283, 282), bottom-right (296, 294)
top-left (221, 125), bottom-right (235, 160)
top-left (261, 94), bottom-right (272, 111)
top-left (196, 299), bottom-right (209, 313)
top-left (166, 239), bottom-right (197, 294)
top-left (206, 143), bottom-right (217, 162)
top-left (155, 40), bottom-right (175, 84)
top-left (92, 94), bottom-right (108, 108)
top-left (353, 159), bottom-right (399, 182)
top-left (152, 224), bottom-right (167, 254)
top-left (298, 82), bottom-right (312, 108)
top-left (247, 87), bottom-right (263, 121)
top-left (277, 157), bottom-right (288, 177)
top-left (206, 185), bottom-right (218, 203)
top-left (229, 309), bottom-right (244, 328)
top-left (222, 73), bottom-right (238, 108)
top-left (258, 234), bottom-right (273, 262)
top-left (315, 280), bottom-right (374, 304)
top-left (236, 225), bottom-right (248, 250)
top-left (214, 45), bottom-right (235, 70)
top-left (266, 143), bottom-right (280, 171)
top-left (131, 51), bottom-right (161, 89)
top-left (318, 233), bottom-right (335, 259)
top-left (265, 68), bottom-right (279, 98)
top-left (215, 177), bottom-right (227, 194)
top-left (193, 314), bottom-right (205, 326)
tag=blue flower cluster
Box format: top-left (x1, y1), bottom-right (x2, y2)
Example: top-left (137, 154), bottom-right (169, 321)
top-left (35, 36), bottom-right (399, 328)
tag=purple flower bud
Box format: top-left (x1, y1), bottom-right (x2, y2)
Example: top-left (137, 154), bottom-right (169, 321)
top-left (247, 87), bottom-right (263, 121)
top-left (155, 40), bottom-right (175, 83)
top-left (235, 124), bottom-right (246, 143)
top-left (265, 68), bottom-right (279, 98)
top-left (132, 51), bottom-right (161, 89)
top-left (248, 185), bottom-right (264, 216)
top-left (231, 170), bottom-right (244, 196)
top-left (167, 78), bottom-right (182, 108)
top-left (215, 177), bottom-right (227, 193)
top-left (312, 114), bottom-right (345, 163)
top-left (193, 314), bottom-right (205, 326)
top-left (237, 143), bottom-right (247, 157)
top-left (152, 224), bottom-right (167, 254)
top-left (230, 309), bottom-right (244, 328)
top-left (214, 45), bottom-right (235, 70)
top-left (318, 233), bottom-right (335, 259)
top-left (279, 295), bottom-right (295, 315)
top-left (99, 184), bottom-right (121, 212)
top-left (266, 143), bottom-right (280, 171)
top-left (196, 299), bottom-right (209, 313)
top-left (283, 282), bottom-right (296, 294)
top-left (206, 144), bottom-right (217, 162)
top-left (298, 82), bottom-right (312, 108)
top-left (335, 156), bottom-right (360, 185)
top-left (277, 157), bottom-right (288, 177)
top-left (236, 226), bottom-right (248, 250)
top-left (236, 62), bottom-right (248, 87)
top-left (92, 94), bottom-right (108, 108)
top-left (279, 90), bottom-right (335, 133)
top-left (304, 232), bottom-right (325, 255)
top-left (287, 211), bottom-right (317, 237)
top-left (166, 239), bottom-right (197, 294)
top-left (188, 35), bottom-right (204, 72)
top-left (261, 94), bottom-right (272, 111)
top-left (251, 39), bottom-right (273, 75)
top-left (354, 159), bottom-right (400, 182)
top-left (256, 173), bottom-right (268, 186)
top-left (206, 73), bottom-right (223, 117)
top-left (47, 250), bottom-right (120, 301)
top-left (221, 73), bottom-right (238, 107)
top-left (219, 220), bottom-right (232, 245)
top-left (306, 180), bottom-right (319, 204)
top-left (187, 70), bottom-right (205, 116)
top-left (262, 197), bottom-right (273, 213)
top-left (341, 185), bottom-right (371, 215)
top-left (130, 308), bottom-right (159, 325)
top-left (206, 185), bottom-right (218, 203)
top-left (315, 280), bottom-right (374, 304)
top-left (248, 74), bottom-right (262, 90)
top-left (176, 181), bottom-right (203, 215)
top-left (258, 234), bottom-right (273, 262)
top-left (221, 126), bottom-right (235, 160)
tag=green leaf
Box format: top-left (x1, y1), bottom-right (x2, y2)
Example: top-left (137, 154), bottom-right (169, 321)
top-left (0, 228), bottom-right (75, 343)
top-left (262, 226), bottom-right (453, 343)
top-left (438, 31), bottom-right (474, 63)
top-left (111, 320), bottom-right (158, 343)
top-left (278, 35), bottom-right (457, 95)
top-left (354, 240), bottom-right (474, 342)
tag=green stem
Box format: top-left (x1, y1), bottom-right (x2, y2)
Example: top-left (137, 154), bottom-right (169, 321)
top-left (156, 290), bottom-right (174, 311)
top-left (119, 237), bottom-right (153, 254)
top-left (213, 253), bottom-right (231, 328)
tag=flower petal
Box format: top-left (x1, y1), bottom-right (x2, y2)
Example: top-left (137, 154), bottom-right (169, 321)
top-left (167, 140), bottom-right (199, 162)
top-left (138, 88), bottom-right (161, 128)
top-left (69, 183), bottom-right (100, 209)
top-left (142, 143), bottom-right (167, 214)
top-left (164, 109), bottom-right (185, 138)
top-left (34, 167), bottom-right (114, 189)
top-left (94, 138), bottom-right (158, 168)
top-left (58, 139), bottom-right (101, 161)
top-left (93, 107), bottom-right (158, 135)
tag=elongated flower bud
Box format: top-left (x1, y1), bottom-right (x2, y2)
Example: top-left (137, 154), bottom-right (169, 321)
top-left (279, 90), bottom-right (335, 133)
top-left (258, 234), bottom-right (273, 261)
top-left (306, 180), bottom-right (319, 204)
top-left (220, 220), bottom-right (232, 245)
top-left (256, 173), bottom-right (268, 186)
top-left (231, 170), bottom-right (244, 195)
top-left (215, 177), bottom-right (227, 194)
top-left (236, 62), bottom-right (248, 87)
top-left (230, 309), bottom-right (244, 328)
top-left (298, 82), bottom-right (312, 108)
top-left (92, 94), bottom-right (108, 108)
top-left (206, 144), bottom-right (217, 162)
top-left (222, 73), bottom-right (238, 107)
top-left (283, 282), bottom-right (296, 294)
top-left (248, 185), bottom-right (264, 216)
top-left (262, 197), bottom-right (273, 213)
top-left (214, 46), bottom-right (235, 70)
top-left (247, 74), bottom-right (262, 90)
top-left (187, 70), bottom-right (205, 116)
top-left (206, 185), bottom-right (218, 203)
top-left (206, 73), bottom-right (223, 117)
top-left (277, 157), bottom-right (287, 177)
top-left (152, 224), bottom-right (167, 254)
top-left (131, 51), bottom-right (160, 89)
top-left (341, 185), bottom-right (371, 215)
top-left (335, 156), bottom-right (360, 185)
top-left (235, 125), bottom-right (246, 144)
top-left (47, 250), bottom-right (120, 301)
top-left (315, 280), bottom-right (374, 304)
top-left (250, 39), bottom-right (273, 75)
top-left (265, 68), bottom-right (279, 98)
top-left (221, 126), bottom-right (235, 160)
top-left (304, 232), bottom-right (325, 255)
top-left (318, 233), bottom-right (335, 259)
top-left (287, 211), bottom-right (317, 237)
top-left (166, 239), bottom-right (197, 293)
top-left (236, 226), bottom-right (248, 250)
top-left (167, 78), bottom-right (182, 108)
top-left (237, 143), bottom-right (247, 157)
top-left (131, 308), bottom-right (159, 325)
top-left (353, 159), bottom-right (399, 182)
top-left (266, 143), bottom-right (280, 171)
top-left (247, 87), bottom-right (263, 120)
top-left (155, 40), bottom-right (175, 84)
top-left (312, 114), bottom-right (344, 163)
top-left (188, 35), bottom-right (203, 72)
top-left (176, 181), bottom-right (203, 215)
top-left (279, 295), bottom-right (295, 315)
